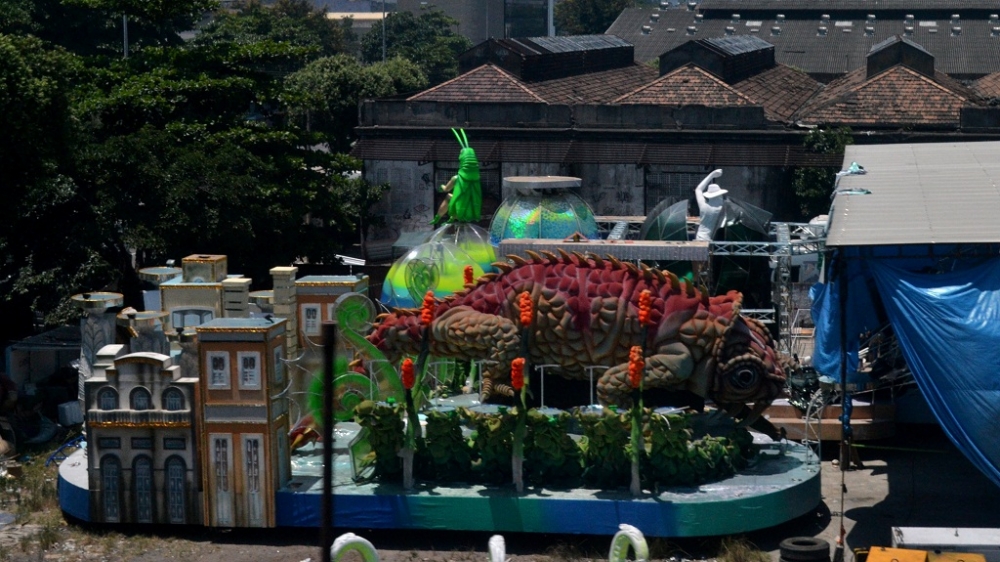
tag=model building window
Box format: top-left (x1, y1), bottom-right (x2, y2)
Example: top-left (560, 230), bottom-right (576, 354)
top-left (163, 388), bottom-right (185, 411)
top-left (272, 347), bottom-right (284, 385)
top-left (207, 351), bottom-right (230, 389)
top-left (130, 387), bottom-right (152, 410)
top-left (237, 351), bottom-right (261, 390)
top-left (101, 455), bottom-right (121, 523)
top-left (301, 304), bottom-right (321, 337)
top-left (163, 437), bottom-right (186, 450)
top-left (165, 456), bottom-right (186, 524)
top-left (98, 387), bottom-right (119, 410)
top-left (133, 456), bottom-right (154, 524)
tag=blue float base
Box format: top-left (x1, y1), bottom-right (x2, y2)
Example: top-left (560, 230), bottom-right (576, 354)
top-left (59, 441), bottom-right (821, 537)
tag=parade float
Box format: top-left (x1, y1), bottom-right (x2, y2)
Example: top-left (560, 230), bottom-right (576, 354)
top-left (56, 131), bottom-right (821, 537)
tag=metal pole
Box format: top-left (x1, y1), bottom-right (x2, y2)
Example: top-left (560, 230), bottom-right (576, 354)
top-left (382, 0), bottom-right (386, 62)
top-left (547, 0), bottom-right (554, 36)
top-left (123, 15), bottom-right (129, 59)
top-left (320, 321), bottom-right (338, 562)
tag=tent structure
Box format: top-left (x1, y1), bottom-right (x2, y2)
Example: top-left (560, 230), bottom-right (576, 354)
top-left (812, 141), bottom-right (1000, 489)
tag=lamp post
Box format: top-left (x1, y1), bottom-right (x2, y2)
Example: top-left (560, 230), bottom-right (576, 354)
top-left (382, 0), bottom-right (386, 62)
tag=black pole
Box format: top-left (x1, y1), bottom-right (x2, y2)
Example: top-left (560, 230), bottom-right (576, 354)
top-left (837, 252), bottom-right (850, 467)
top-left (321, 321), bottom-right (338, 562)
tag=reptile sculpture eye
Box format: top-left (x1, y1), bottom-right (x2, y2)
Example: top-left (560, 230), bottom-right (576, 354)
top-left (730, 367), bottom-right (760, 391)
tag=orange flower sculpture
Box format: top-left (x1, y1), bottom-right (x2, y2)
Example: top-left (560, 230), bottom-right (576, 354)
top-left (518, 291), bottom-right (533, 328)
top-left (638, 289), bottom-right (652, 327)
top-left (420, 291), bottom-right (435, 326)
top-left (511, 357), bottom-right (525, 391)
top-left (401, 358), bottom-right (415, 390)
top-left (628, 345), bottom-right (644, 389)
top-left (464, 265), bottom-right (474, 286)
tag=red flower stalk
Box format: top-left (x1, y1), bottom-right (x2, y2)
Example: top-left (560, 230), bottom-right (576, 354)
top-left (628, 346), bottom-right (644, 389)
top-left (420, 291), bottom-right (435, 326)
top-left (401, 358), bottom-right (415, 390)
top-left (518, 291), bottom-right (533, 328)
top-left (511, 357), bottom-right (525, 391)
top-left (638, 289), bottom-right (652, 327)
top-left (464, 265), bottom-right (474, 286)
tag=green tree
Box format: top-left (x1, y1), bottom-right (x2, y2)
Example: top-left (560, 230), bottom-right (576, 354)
top-left (0, 1), bottom-right (382, 331)
top-left (194, 0), bottom-right (346, 60)
top-left (360, 10), bottom-right (471, 85)
top-left (555, 0), bottom-right (636, 35)
top-left (2, 0), bottom-right (217, 56)
top-left (793, 127), bottom-right (853, 219)
top-left (284, 55), bottom-right (427, 151)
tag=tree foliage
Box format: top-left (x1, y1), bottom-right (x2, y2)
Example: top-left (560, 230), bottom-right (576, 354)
top-left (554, 0), bottom-right (636, 36)
top-left (0, 0), bottom-right (386, 335)
top-left (360, 10), bottom-right (471, 86)
top-left (194, 0), bottom-right (346, 59)
top-left (284, 55), bottom-right (426, 151)
top-left (792, 127), bottom-right (853, 219)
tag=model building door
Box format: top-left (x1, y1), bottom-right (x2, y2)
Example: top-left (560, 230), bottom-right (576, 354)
top-left (210, 434), bottom-right (234, 526)
top-left (243, 434), bottom-right (265, 527)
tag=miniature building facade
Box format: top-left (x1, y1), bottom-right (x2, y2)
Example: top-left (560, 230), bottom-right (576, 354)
top-left (196, 318), bottom-right (291, 528)
top-left (159, 255), bottom-right (252, 335)
top-left (295, 275), bottom-right (370, 351)
top-left (84, 346), bottom-right (201, 525)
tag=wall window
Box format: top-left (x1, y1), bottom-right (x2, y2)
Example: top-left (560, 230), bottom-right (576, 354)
top-left (130, 387), bottom-right (152, 410)
top-left (100, 455), bottom-right (121, 523)
top-left (170, 308), bottom-right (214, 331)
top-left (133, 456), bottom-right (154, 524)
top-left (237, 351), bottom-right (261, 390)
top-left (163, 438), bottom-right (186, 450)
top-left (163, 388), bottom-right (185, 411)
top-left (131, 437), bottom-right (153, 450)
top-left (244, 435), bottom-right (265, 526)
top-left (207, 351), bottom-right (230, 389)
top-left (301, 304), bottom-right (321, 336)
top-left (98, 387), bottom-right (119, 410)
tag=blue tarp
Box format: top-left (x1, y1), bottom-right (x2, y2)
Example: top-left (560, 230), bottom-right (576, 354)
top-left (812, 253), bottom-right (1000, 489)
top-left (868, 259), bottom-right (1000, 489)
top-left (809, 258), bottom-right (882, 388)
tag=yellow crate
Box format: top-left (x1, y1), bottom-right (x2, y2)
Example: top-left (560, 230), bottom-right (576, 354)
top-left (866, 547), bottom-right (928, 562)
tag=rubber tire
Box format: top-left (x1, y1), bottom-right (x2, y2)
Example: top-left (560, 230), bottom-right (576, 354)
top-left (779, 537), bottom-right (831, 562)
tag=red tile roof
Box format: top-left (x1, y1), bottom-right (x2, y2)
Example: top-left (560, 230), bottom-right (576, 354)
top-left (531, 64), bottom-right (660, 104)
top-left (732, 65), bottom-right (823, 122)
top-left (795, 66), bottom-right (972, 126)
top-left (973, 73), bottom-right (1000, 102)
top-left (407, 64), bottom-right (546, 103)
top-left (613, 64), bottom-right (756, 106)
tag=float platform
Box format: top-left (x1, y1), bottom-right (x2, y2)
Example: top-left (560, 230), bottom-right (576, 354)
top-left (59, 435), bottom-right (821, 537)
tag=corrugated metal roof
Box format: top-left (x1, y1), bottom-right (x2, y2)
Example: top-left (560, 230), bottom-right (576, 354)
top-left (523, 34), bottom-right (632, 53)
top-left (702, 35), bottom-right (774, 56)
top-left (698, 0), bottom-right (1000, 11)
top-left (609, 9), bottom-right (1000, 77)
top-left (827, 141), bottom-right (1000, 247)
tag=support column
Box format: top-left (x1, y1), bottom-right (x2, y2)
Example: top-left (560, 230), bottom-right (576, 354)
top-left (270, 266), bottom-right (298, 359)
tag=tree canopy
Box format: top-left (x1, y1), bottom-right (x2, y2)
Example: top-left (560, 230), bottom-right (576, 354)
top-left (554, 0), bottom-right (636, 36)
top-left (360, 9), bottom-right (471, 86)
top-left (0, 0), bottom-right (403, 337)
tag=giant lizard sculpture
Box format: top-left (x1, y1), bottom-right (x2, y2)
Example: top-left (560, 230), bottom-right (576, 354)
top-left (368, 250), bottom-right (786, 425)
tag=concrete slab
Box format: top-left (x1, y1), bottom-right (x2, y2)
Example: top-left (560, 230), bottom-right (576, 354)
top-left (749, 424), bottom-right (1000, 561)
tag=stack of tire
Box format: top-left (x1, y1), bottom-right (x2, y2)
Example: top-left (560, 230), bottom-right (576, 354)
top-left (780, 537), bottom-right (831, 562)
